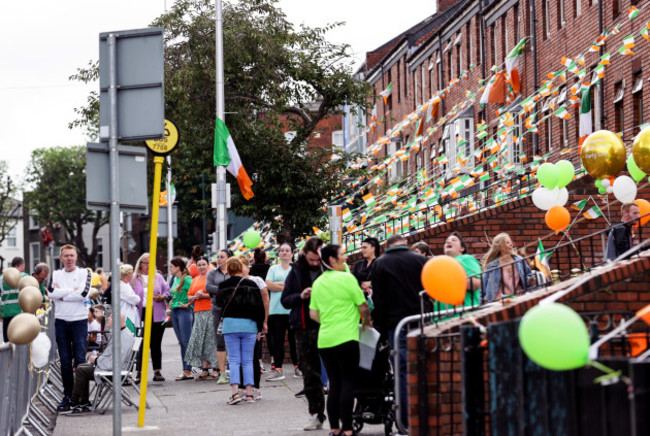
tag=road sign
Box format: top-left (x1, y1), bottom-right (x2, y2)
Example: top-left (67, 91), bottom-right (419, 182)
top-left (99, 27), bottom-right (165, 142)
top-left (157, 205), bottom-right (177, 238)
top-left (145, 119), bottom-right (179, 155)
top-left (86, 143), bottom-right (148, 213)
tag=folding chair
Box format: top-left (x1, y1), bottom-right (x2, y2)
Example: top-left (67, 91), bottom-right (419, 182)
top-left (92, 336), bottom-right (148, 414)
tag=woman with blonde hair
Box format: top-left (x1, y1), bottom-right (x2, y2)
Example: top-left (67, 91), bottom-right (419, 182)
top-left (119, 264), bottom-right (141, 327)
top-left (482, 233), bottom-right (535, 302)
top-left (132, 253), bottom-right (170, 383)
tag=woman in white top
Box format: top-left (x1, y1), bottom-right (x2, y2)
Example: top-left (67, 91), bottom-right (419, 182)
top-left (119, 264), bottom-right (141, 326)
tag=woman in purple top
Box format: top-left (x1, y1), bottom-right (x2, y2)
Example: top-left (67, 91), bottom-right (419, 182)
top-left (132, 252), bottom-right (170, 382)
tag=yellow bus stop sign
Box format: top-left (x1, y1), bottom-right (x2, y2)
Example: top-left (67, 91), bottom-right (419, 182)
top-left (145, 119), bottom-right (179, 154)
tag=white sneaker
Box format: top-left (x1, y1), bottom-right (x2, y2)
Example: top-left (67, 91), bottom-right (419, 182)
top-left (265, 369), bottom-right (285, 381)
top-left (303, 414), bottom-right (323, 431)
top-left (253, 388), bottom-right (262, 400)
top-left (293, 367), bottom-right (303, 378)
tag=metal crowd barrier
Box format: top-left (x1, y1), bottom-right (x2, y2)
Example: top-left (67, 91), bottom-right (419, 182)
top-left (0, 307), bottom-right (60, 436)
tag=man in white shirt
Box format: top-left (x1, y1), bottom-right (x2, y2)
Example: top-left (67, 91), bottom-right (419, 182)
top-left (50, 244), bottom-right (92, 412)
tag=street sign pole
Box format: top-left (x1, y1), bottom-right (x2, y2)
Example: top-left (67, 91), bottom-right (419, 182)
top-left (166, 155), bottom-right (173, 277)
top-left (215, 0), bottom-right (228, 252)
top-left (107, 33), bottom-right (123, 436)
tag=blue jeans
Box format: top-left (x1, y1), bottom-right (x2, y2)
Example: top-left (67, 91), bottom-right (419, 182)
top-left (55, 318), bottom-right (88, 397)
top-left (172, 308), bottom-right (193, 371)
top-left (388, 329), bottom-right (408, 429)
top-left (223, 332), bottom-right (257, 387)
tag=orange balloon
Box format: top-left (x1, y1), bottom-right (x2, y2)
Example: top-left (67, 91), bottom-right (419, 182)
top-left (421, 256), bottom-right (467, 305)
top-left (634, 199), bottom-right (650, 226)
top-left (545, 206), bottom-right (571, 232)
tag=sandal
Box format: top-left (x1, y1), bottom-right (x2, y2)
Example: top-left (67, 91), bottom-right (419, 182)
top-left (175, 373), bottom-right (193, 381)
top-left (227, 393), bottom-right (242, 405)
top-left (196, 368), bottom-right (219, 380)
top-left (244, 394), bottom-right (256, 403)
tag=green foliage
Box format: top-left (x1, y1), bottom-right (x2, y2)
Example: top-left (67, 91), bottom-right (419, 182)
top-left (23, 146), bottom-right (107, 268)
top-left (0, 162), bottom-right (20, 252)
top-left (69, 0), bottom-right (371, 246)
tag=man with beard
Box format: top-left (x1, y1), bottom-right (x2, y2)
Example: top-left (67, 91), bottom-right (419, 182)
top-left (281, 237), bottom-right (325, 431)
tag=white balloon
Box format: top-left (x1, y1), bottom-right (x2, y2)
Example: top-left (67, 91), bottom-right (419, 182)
top-left (601, 178), bottom-right (611, 188)
top-left (532, 187), bottom-right (556, 210)
top-left (606, 186), bottom-right (614, 194)
top-left (555, 187), bottom-right (569, 207)
top-left (30, 332), bottom-right (51, 368)
top-left (612, 175), bottom-right (637, 203)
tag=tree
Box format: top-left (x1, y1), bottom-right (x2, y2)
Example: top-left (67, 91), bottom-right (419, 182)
top-left (0, 162), bottom-right (20, 269)
top-left (70, 0), bottom-right (371, 246)
top-left (24, 147), bottom-right (107, 268)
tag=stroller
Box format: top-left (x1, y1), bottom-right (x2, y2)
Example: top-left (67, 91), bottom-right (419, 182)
top-left (352, 341), bottom-right (395, 435)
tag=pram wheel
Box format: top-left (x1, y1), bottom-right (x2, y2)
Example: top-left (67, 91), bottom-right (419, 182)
top-left (352, 419), bottom-right (364, 434)
top-left (384, 418), bottom-right (393, 436)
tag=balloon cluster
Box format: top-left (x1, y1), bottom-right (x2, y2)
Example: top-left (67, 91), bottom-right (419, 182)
top-left (532, 160), bottom-right (575, 232)
top-left (2, 269), bottom-right (42, 345)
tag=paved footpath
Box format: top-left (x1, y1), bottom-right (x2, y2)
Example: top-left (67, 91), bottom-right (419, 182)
top-left (52, 329), bottom-right (388, 436)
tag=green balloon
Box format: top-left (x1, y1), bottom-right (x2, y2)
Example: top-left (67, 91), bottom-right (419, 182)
top-left (598, 186), bottom-right (607, 194)
top-left (627, 154), bottom-right (646, 183)
top-left (537, 162), bottom-right (559, 189)
top-left (243, 230), bottom-right (262, 249)
top-left (555, 160), bottom-right (575, 188)
top-left (595, 179), bottom-right (603, 189)
top-left (519, 303), bottom-right (589, 371)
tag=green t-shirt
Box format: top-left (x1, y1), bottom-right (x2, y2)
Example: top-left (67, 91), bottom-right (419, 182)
top-left (310, 270), bottom-right (366, 349)
top-left (170, 276), bottom-right (192, 309)
top-left (433, 254), bottom-right (482, 313)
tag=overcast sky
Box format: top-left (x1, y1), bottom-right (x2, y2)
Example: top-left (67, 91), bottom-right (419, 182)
top-left (0, 0), bottom-right (435, 178)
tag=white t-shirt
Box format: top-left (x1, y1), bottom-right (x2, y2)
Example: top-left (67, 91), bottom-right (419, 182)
top-left (120, 281), bottom-right (141, 326)
top-left (141, 275), bottom-right (149, 307)
top-left (88, 319), bottom-right (102, 345)
top-left (50, 267), bottom-right (91, 322)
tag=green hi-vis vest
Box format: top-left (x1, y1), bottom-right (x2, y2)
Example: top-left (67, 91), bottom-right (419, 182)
top-left (1, 273), bottom-right (29, 318)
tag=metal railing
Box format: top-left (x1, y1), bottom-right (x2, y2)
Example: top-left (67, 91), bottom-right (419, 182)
top-left (389, 216), bottom-right (649, 434)
top-left (0, 307), bottom-right (59, 436)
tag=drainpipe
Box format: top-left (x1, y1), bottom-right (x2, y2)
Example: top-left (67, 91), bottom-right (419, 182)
top-left (598, 0), bottom-right (605, 130)
top-left (529, 0), bottom-right (539, 154)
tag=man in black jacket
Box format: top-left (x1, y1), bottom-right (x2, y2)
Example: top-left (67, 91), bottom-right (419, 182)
top-left (606, 202), bottom-right (640, 261)
top-left (281, 237), bottom-right (325, 431)
top-left (370, 234), bottom-right (429, 429)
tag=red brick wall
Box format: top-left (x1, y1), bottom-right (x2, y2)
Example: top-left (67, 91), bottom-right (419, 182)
top-left (405, 251), bottom-right (650, 435)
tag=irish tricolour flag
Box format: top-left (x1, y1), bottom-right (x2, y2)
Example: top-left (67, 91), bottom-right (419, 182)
top-left (214, 117), bottom-right (254, 200)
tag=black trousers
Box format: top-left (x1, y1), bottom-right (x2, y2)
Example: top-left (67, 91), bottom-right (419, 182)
top-left (2, 315), bottom-right (14, 343)
top-left (319, 341), bottom-right (360, 432)
top-left (267, 314), bottom-right (298, 367)
top-left (137, 308), bottom-right (166, 372)
top-left (71, 364), bottom-right (96, 404)
top-left (294, 329), bottom-right (325, 421)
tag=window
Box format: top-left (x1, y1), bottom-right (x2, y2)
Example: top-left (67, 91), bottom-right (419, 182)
top-left (491, 24), bottom-right (497, 66)
top-left (558, 0), bottom-right (566, 29)
top-left (544, 0), bottom-right (551, 39)
top-left (96, 238), bottom-right (104, 269)
top-left (30, 242), bottom-right (40, 270)
top-left (614, 81), bottom-right (624, 133)
top-left (467, 23), bottom-right (472, 67)
top-left (332, 130), bottom-right (344, 149)
top-left (388, 140), bottom-right (403, 182)
top-left (29, 214), bottom-right (39, 230)
top-left (613, 0), bottom-right (620, 18)
top-left (421, 67), bottom-right (426, 104)
top-left (456, 117), bottom-right (475, 171)
top-left (575, 0), bottom-right (581, 17)
top-left (404, 59), bottom-right (408, 99)
top-left (514, 5), bottom-right (520, 42)
top-left (414, 71), bottom-right (420, 106)
top-left (5, 226), bottom-right (16, 247)
top-left (397, 61), bottom-right (401, 103)
top-left (457, 44), bottom-right (462, 77)
top-left (503, 16), bottom-right (509, 58)
top-left (475, 17), bottom-right (481, 66)
top-left (633, 74), bottom-right (643, 135)
top-left (53, 245), bottom-right (61, 270)
top-left (507, 117), bottom-right (524, 165)
top-left (594, 84), bottom-right (602, 130)
top-left (440, 125), bottom-right (452, 175)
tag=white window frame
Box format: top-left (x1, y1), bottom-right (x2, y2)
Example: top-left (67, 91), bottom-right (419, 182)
top-left (96, 238), bottom-right (104, 269)
top-left (507, 117), bottom-right (524, 166)
top-left (545, 0), bottom-right (551, 37)
top-left (455, 117), bottom-right (475, 172)
top-left (560, 0), bottom-right (566, 27)
top-left (29, 214), bottom-right (39, 230)
top-left (414, 71), bottom-right (420, 106)
top-left (421, 67), bottom-right (426, 103)
top-left (576, 0), bottom-right (582, 17)
top-left (594, 84), bottom-right (602, 130)
top-left (458, 44), bottom-right (463, 74)
top-left (633, 76), bottom-right (644, 94)
top-left (30, 242), bottom-right (40, 269)
top-left (504, 18), bottom-right (509, 56)
top-left (389, 140), bottom-right (403, 182)
top-left (613, 80), bottom-right (625, 103)
top-left (5, 226), bottom-right (17, 247)
top-left (468, 23), bottom-right (474, 66)
top-left (332, 130), bottom-right (344, 149)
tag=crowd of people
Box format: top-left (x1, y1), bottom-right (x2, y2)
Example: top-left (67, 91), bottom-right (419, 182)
top-left (0, 201), bottom-right (643, 432)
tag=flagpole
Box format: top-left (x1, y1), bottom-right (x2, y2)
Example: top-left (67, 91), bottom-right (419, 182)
top-left (215, 0), bottom-right (228, 252)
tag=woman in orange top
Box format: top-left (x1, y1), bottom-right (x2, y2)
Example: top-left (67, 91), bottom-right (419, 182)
top-left (184, 256), bottom-right (218, 380)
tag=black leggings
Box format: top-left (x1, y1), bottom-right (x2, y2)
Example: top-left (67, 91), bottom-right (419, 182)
top-left (137, 308), bottom-right (166, 371)
top-left (319, 341), bottom-right (359, 432)
top-left (267, 314), bottom-right (297, 367)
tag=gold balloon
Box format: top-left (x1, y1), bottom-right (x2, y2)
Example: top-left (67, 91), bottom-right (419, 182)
top-left (19, 286), bottom-right (42, 314)
top-left (91, 273), bottom-right (100, 287)
top-left (632, 127), bottom-right (650, 173)
top-left (7, 313), bottom-right (41, 345)
top-left (18, 275), bottom-right (39, 290)
top-left (580, 130), bottom-right (626, 179)
top-left (2, 268), bottom-right (21, 289)
top-left (88, 288), bottom-right (100, 300)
